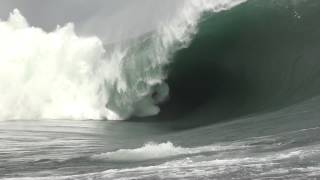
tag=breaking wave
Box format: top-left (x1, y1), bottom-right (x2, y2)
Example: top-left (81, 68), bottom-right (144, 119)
top-left (0, 0), bottom-right (246, 120)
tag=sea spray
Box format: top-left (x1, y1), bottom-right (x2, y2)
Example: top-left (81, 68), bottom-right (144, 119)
top-left (0, 0), bottom-right (246, 120)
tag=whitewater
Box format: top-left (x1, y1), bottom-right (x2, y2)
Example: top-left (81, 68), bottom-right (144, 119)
top-left (2, 0), bottom-right (320, 179)
top-left (0, 0), bottom-right (245, 121)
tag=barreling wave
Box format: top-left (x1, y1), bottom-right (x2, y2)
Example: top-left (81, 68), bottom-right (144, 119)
top-left (0, 0), bottom-right (246, 120)
top-left (162, 0), bottom-right (320, 126)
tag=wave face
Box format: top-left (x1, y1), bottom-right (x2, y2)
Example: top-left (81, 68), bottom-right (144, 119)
top-left (162, 0), bottom-right (320, 126)
top-left (0, 0), bottom-right (245, 121)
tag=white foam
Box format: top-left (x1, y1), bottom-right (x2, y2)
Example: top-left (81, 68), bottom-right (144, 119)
top-left (92, 142), bottom-right (186, 161)
top-left (4, 141), bottom-right (318, 180)
top-left (0, 10), bottom-right (107, 120)
top-left (91, 141), bottom-right (246, 161)
top-left (0, 0), bottom-right (246, 120)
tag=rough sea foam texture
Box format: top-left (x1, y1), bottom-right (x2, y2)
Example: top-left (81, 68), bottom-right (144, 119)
top-left (0, 0), bottom-right (246, 120)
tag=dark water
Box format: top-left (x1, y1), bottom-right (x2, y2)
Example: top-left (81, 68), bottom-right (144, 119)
top-left (2, 0), bottom-right (320, 179)
top-left (165, 0), bottom-right (320, 126)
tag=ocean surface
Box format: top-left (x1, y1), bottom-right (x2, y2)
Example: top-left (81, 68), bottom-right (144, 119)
top-left (1, 0), bottom-right (320, 179)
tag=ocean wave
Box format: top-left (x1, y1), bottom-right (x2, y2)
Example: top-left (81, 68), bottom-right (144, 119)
top-left (0, 0), bottom-right (246, 121)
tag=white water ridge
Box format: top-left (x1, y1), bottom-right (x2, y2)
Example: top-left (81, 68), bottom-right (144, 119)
top-left (0, 0), bottom-right (246, 120)
top-left (91, 141), bottom-right (247, 162)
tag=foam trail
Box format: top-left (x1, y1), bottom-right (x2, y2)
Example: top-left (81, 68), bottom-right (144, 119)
top-left (91, 141), bottom-right (247, 161)
top-left (0, 0), bottom-right (246, 120)
top-left (92, 142), bottom-right (186, 161)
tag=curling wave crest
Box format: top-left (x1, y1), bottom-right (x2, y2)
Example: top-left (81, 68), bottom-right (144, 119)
top-left (0, 0), bottom-right (246, 120)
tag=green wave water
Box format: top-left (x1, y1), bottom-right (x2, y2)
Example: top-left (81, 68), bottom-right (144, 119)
top-left (2, 0), bottom-right (320, 179)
